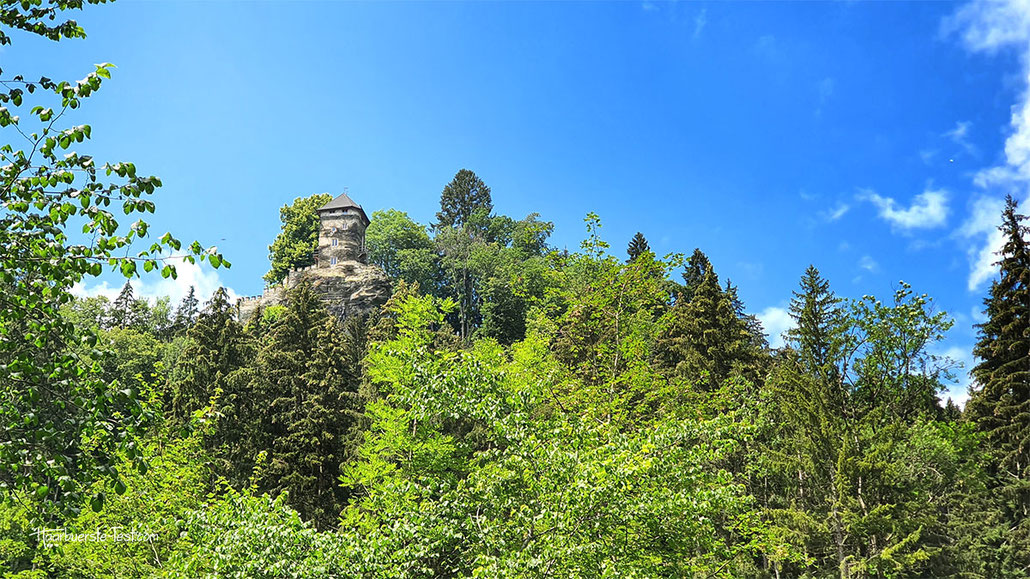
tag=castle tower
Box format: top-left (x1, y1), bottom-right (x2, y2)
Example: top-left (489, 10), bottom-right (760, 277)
top-left (316, 192), bottom-right (370, 266)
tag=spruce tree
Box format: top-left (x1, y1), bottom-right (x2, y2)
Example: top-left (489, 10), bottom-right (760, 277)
top-left (172, 285), bottom-right (199, 335)
top-left (170, 287), bottom-right (251, 421)
top-left (655, 266), bottom-right (756, 389)
top-left (626, 232), bottom-right (651, 262)
top-left (255, 282), bottom-right (364, 528)
top-left (681, 248), bottom-right (713, 302)
top-left (110, 281), bottom-right (136, 329)
top-left (436, 168), bottom-right (493, 230)
top-left (968, 194), bottom-right (1030, 569)
top-left (786, 265), bottom-right (844, 379)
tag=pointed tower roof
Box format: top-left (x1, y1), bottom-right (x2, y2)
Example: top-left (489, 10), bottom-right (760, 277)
top-left (318, 192), bottom-right (370, 225)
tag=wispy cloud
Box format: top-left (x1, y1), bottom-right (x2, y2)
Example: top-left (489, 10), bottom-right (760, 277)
top-left (693, 8), bottom-right (707, 39)
top-left (757, 306), bottom-right (795, 349)
top-left (860, 188), bottom-right (950, 230)
top-left (944, 0), bottom-right (1030, 290)
top-left (820, 202), bottom-right (850, 222)
top-left (72, 257), bottom-right (238, 307)
top-left (945, 120), bottom-right (977, 155)
top-left (934, 345), bottom-right (974, 407)
top-left (859, 255), bottom-right (879, 272)
top-left (958, 195), bottom-right (1007, 291)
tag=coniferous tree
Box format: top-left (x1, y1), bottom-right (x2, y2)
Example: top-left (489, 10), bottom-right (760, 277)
top-left (725, 279), bottom-right (768, 350)
top-left (110, 281), bottom-right (137, 329)
top-left (255, 283), bottom-right (364, 528)
top-left (170, 287), bottom-right (251, 421)
top-left (968, 194), bottom-right (1030, 570)
top-left (656, 266), bottom-right (757, 389)
top-left (172, 285), bottom-right (199, 335)
top-left (436, 168), bottom-right (493, 231)
top-left (681, 248), bottom-right (713, 302)
top-left (785, 265), bottom-right (844, 378)
top-left (626, 232), bottom-right (651, 262)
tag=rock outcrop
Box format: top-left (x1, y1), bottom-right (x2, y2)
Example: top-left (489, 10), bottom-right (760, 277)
top-left (238, 260), bottom-right (391, 323)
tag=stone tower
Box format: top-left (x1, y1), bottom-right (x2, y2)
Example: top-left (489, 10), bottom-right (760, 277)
top-left (316, 192), bottom-right (370, 266)
top-left (238, 191), bottom-right (390, 323)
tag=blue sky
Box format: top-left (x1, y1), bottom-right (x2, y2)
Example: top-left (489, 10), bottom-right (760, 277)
top-left (10, 0), bottom-right (1030, 404)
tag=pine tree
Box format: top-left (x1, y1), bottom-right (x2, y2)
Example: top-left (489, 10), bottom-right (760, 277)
top-left (626, 232), bottom-right (651, 262)
top-left (968, 194), bottom-right (1030, 570)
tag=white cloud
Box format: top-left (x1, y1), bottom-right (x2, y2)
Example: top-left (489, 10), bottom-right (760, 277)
top-left (859, 255), bottom-right (879, 272)
top-left (757, 306), bottom-right (795, 349)
top-left (944, 1), bottom-right (1030, 291)
top-left (958, 195), bottom-right (1007, 291)
top-left (935, 345), bottom-right (975, 407)
top-left (820, 202), bottom-right (850, 222)
top-left (945, 0), bottom-right (1030, 54)
top-left (945, 120), bottom-right (977, 155)
top-left (860, 188), bottom-right (950, 230)
top-left (693, 8), bottom-right (707, 39)
top-left (72, 257), bottom-right (237, 307)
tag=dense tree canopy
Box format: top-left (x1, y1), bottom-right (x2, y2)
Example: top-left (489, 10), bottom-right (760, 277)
top-left (2, 4), bottom-right (1025, 576)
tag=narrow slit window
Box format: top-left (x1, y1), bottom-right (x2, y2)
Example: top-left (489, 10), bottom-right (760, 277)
top-left (330, 257), bottom-right (338, 266)
top-left (332, 238), bottom-right (338, 247)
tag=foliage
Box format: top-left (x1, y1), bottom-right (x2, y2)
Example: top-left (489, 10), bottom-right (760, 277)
top-left (626, 231), bottom-right (651, 261)
top-left (342, 293), bottom-right (770, 577)
top-left (0, 0), bottom-right (226, 520)
top-left (365, 208), bottom-right (441, 292)
top-left (436, 168), bottom-right (493, 231)
top-left (264, 193), bottom-right (332, 285)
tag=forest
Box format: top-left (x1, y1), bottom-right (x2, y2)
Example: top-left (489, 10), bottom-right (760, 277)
top-left (3, 2), bottom-right (1030, 578)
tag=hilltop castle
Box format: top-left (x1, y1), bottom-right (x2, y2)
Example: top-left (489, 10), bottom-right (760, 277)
top-left (238, 193), bottom-right (391, 321)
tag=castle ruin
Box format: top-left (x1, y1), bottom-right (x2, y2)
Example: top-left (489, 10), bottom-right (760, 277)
top-left (238, 193), bottom-right (391, 322)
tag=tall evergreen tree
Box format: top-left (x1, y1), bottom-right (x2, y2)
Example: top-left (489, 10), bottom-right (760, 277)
top-left (170, 287), bottom-right (251, 421)
top-left (436, 168), bottom-right (493, 230)
top-left (110, 281), bottom-right (137, 329)
top-left (655, 266), bottom-right (757, 389)
top-left (968, 194), bottom-right (1030, 570)
top-left (255, 283), bottom-right (365, 528)
top-left (786, 265), bottom-right (844, 378)
top-left (172, 285), bottom-right (200, 335)
top-left (681, 248), bottom-right (713, 302)
top-left (626, 232), bottom-right (651, 262)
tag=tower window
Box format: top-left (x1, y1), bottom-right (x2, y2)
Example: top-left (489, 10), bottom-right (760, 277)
top-left (331, 238), bottom-right (338, 247)
top-left (330, 257), bottom-right (338, 266)
top-left (331, 227), bottom-right (337, 234)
